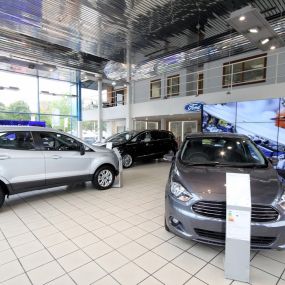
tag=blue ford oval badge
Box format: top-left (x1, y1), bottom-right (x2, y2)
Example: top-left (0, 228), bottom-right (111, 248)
top-left (184, 103), bottom-right (202, 112)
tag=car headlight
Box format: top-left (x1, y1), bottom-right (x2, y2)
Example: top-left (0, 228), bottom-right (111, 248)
top-left (170, 182), bottom-right (193, 202)
top-left (279, 192), bottom-right (285, 210)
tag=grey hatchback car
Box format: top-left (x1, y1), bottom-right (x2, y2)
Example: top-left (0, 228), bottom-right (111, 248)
top-left (165, 133), bottom-right (285, 249)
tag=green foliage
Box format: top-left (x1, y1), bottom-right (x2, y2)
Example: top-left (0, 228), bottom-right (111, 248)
top-left (82, 121), bottom-right (97, 132)
top-left (0, 97), bottom-right (77, 133)
top-left (0, 102), bottom-right (6, 120)
top-left (0, 100), bottom-right (31, 120)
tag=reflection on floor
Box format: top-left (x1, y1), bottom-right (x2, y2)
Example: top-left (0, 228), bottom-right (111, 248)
top-left (0, 161), bottom-right (284, 285)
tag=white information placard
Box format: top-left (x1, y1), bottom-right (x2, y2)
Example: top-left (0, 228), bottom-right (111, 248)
top-left (225, 172), bottom-right (251, 283)
top-left (226, 209), bottom-right (251, 241)
top-left (106, 142), bottom-right (113, 149)
top-left (112, 147), bottom-right (123, 188)
top-left (226, 173), bottom-right (251, 208)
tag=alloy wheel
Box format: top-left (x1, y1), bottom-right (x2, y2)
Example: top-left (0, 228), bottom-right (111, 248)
top-left (98, 169), bottom-right (113, 187)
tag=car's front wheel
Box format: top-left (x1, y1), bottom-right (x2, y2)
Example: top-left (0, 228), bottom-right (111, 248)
top-left (93, 166), bottom-right (115, 190)
top-left (122, 153), bottom-right (133, 168)
top-left (0, 186), bottom-right (5, 208)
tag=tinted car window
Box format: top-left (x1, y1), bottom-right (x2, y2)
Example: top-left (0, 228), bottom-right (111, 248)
top-left (107, 131), bottom-right (138, 143)
top-left (151, 131), bottom-right (161, 140)
top-left (0, 131), bottom-right (34, 150)
top-left (132, 132), bottom-right (152, 142)
top-left (181, 137), bottom-right (266, 166)
top-left (39, 132), bottom-right (81, 151)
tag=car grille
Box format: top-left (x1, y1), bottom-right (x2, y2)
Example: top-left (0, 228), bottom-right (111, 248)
top-left (194, 228), bottom-right (276, 246)
top-left (192, 201), bottom-right (279, 222)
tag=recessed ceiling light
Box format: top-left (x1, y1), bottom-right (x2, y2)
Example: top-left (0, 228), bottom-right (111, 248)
top-left (112, 81), bottom-right (116, 86)
top-left (261, 38), bottom-right (269, 45)
top-left (222, 45), bottom-right (229, 49)
top-left (249, 28), bottom-right (259, 33)
top-left (270, 45), bottom-right (276, 50)
top-left (239, 16), bottom-right (246, 21)
top-left (49, 68), bottom-right (54, 72)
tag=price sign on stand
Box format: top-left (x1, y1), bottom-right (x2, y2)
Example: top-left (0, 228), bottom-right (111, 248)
top-left (225, 173), bottom-right (251, 283)
top-left (113, 147), bottom-right (123, 188)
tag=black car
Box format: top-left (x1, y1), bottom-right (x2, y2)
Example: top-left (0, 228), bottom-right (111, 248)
top-left (104, 130), bottom-right (178, 168)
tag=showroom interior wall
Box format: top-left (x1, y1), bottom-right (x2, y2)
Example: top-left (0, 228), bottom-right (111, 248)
top-left (133, 69), bottom-right (187, 103)
top-left (0, 69), bottom-right (79, 135)
top-left (203, 48), bottom-right (283, 94)
top-left (81, 47), bottom-right (285, 138)
top-left (129, 49), bottom-right (284, 116)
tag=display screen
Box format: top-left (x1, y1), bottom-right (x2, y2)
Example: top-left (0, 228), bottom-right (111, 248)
top-left (203, 98), bottom-right (285, 170)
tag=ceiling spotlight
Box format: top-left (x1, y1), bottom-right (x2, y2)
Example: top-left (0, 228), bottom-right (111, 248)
top-left (239, 15), bottom-right (246, 21)
top-left (49, 68), bottom-right (54, 72)
top-left (249, 28), bottom-right (259, 33)
top-left (270, 45), bottom-right (276, 50)
top-left (222, 45), bottom-right (229, 49)
top-left (112, 81), bottom-right (116, 86)
top-left (261, 38), bottom-right (269, 45)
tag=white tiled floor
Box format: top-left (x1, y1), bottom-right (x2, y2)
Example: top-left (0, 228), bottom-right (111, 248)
top-left (0, 161), bottom-right (285, 285)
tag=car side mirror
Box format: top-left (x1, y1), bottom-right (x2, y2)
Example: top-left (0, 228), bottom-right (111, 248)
top-left (163, 153), bottom-right (174, 162)
top-left (80, 144), bottom-right (85, 156)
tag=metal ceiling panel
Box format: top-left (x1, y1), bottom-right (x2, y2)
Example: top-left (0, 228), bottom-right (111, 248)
top-left (1, 0), bottom-right (285, 79)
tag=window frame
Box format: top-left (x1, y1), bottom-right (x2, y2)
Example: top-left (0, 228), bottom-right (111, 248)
top-left (114, 89), bottom-right (125, 105)
top-left (197, 73), bottom-right (204, 95)
top-left (222, 54), bottom-right (267, 88)
top-left (150, 79), bottom-right (161, 99)
top-left (167, 75), bottom-right (180, 97)
top-left (0, 131), bottom-right (35, 151)
top-left (36, 131), bottom-right (82, 152)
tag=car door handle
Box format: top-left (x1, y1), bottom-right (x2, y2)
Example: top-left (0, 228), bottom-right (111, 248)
top-left (0, 155), bottom-right (10, 160)
top-left (51, 155), bottom-right (61, 159)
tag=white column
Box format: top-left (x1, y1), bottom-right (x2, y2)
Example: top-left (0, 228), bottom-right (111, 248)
top-left (126, 46), bottom-right (132, 130)
top-left (77, 121), bottom-right (82, 139)
top-left (98, 78), bottom-right (103, 142)
top-left (161, 118), bottom-right (166, 130)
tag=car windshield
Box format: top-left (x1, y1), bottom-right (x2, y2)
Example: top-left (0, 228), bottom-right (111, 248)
top-left (106, 131), bottom-right (138, 143)
top-left (180, 137), bottom-right (267, 167)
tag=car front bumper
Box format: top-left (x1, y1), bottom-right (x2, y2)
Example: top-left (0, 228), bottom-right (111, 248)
top-left (165, 194), bottom-right (285, 250)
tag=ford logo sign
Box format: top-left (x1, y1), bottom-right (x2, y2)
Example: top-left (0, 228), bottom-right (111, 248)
top-left (184, 103), bottom-right (202, 112)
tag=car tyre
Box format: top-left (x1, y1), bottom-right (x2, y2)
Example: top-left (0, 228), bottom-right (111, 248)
top-left (122, 153), bottom-right (133, 168)
top-left (93, 165), bottom-right (115, 190)
top-left (0, 186), bottom-right (5, 208)
top-left (164, 218), bottom-right (170, 232)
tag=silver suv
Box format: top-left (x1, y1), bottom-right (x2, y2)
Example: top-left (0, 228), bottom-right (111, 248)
top-left (0, 126), bottom-right (119, 208)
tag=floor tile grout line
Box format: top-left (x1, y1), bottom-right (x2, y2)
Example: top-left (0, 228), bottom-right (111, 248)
top-left (5, 197), bottom-right (96, 285)
top-left (2, 198), bottom-right (212, 285)
top-left (0, 202), bottom-right (52, 285)
top-left (2, 165), bottom-right (283, 285)
top-left (276, 266), bottom-right (285, 285)
top-left (0, 221), bottom-right (35, 284)
top-left (259, 250), bottom-right (285, 266)
top-left (16, 187), bottom-right (168, 285)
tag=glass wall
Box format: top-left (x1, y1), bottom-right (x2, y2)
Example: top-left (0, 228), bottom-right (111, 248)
top-left (0, 70), bottom-right (78, 135)
top-left (82, 88), bottom-right (108, 111)
top-left (0, 71), bottom-right (38, 120)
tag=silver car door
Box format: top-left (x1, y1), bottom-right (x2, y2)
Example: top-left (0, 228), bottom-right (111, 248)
top-left (38, 132), bottom-right (93, 186)
top-left (0, 131), bottom-right (45, 193)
